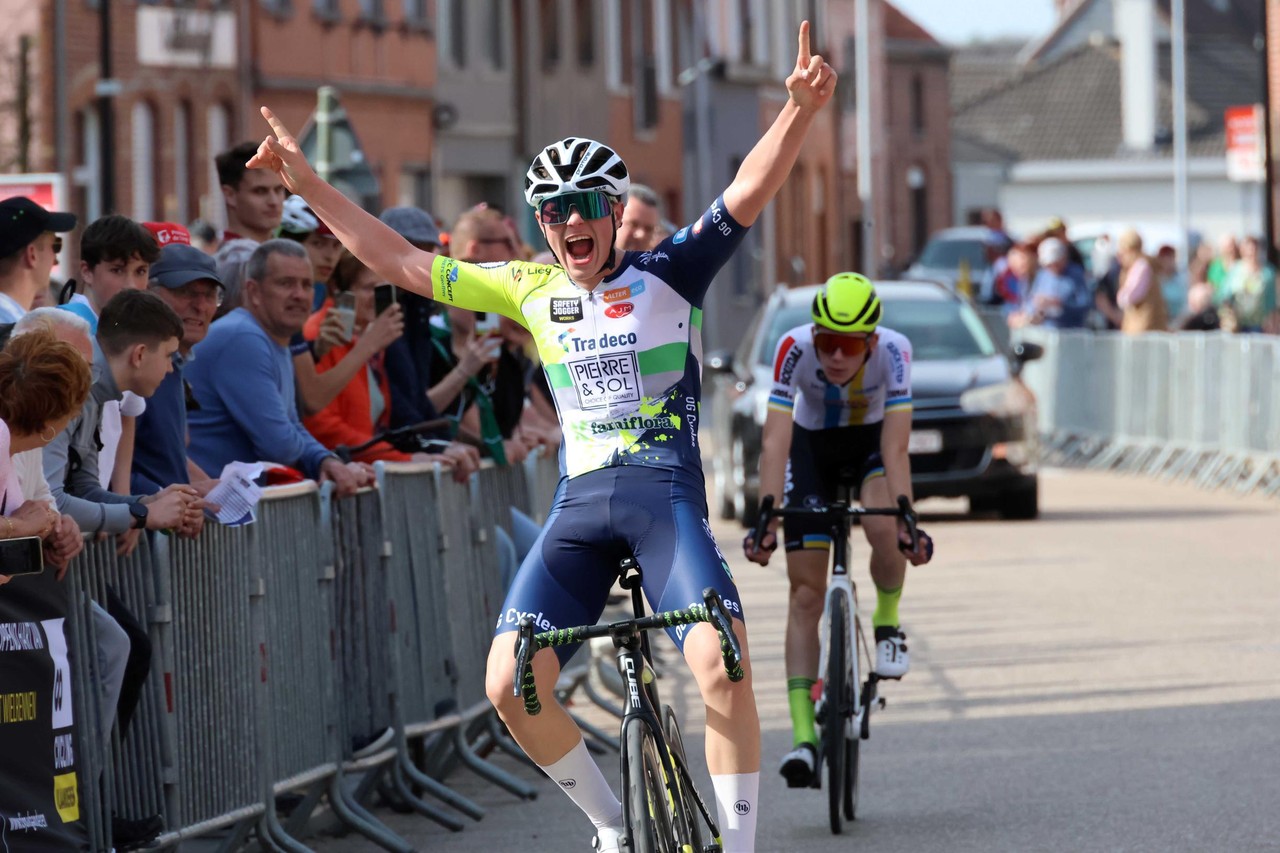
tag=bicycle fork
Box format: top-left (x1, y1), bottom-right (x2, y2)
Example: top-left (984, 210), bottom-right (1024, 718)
top-left (815, 573), bottom-right (867, 743)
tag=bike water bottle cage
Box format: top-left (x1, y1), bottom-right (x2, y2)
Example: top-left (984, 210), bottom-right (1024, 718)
top-left (536, 191), bottom-right (614, 225)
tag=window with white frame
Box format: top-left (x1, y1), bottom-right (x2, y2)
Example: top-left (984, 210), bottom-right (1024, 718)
top-left (174, 101), bottom-right (191, 222)
top-left (131, 100), bottom-right (157, 221)
top-left (205, 103), bottom-right (230, 228)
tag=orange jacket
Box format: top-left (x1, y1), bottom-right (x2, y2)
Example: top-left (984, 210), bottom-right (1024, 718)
top-left (301, 306), bottom-right (410, 463)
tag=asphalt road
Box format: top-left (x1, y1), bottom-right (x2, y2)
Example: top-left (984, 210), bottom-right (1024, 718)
top-left (313, 469), bottom-right (1279, 853)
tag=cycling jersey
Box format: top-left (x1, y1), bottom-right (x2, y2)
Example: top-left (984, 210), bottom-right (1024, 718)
top-left (767, 324), bottom-right (913, 430)
top-left (429, 197), bottom-right (746, 480)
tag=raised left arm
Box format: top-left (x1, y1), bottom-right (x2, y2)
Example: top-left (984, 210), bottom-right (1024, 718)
top-left (721, 20), bottom-right (836, 227)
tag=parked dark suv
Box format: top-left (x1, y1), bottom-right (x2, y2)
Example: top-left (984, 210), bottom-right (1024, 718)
top-left (705, 281), bottom-right (1043, 521)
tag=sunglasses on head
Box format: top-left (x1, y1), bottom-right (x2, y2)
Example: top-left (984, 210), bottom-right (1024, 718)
top-left (536, 191), bottom-right (613, 225)
top-left (813, 331), bottom-right (870, 358)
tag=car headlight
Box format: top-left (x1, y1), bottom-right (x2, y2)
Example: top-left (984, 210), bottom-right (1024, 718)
top-left (959, 380), bottom-right (1036, 418)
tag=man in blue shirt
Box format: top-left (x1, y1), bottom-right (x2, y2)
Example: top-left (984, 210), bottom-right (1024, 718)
top-left (132, 244), bottom-right (225, 496)
top-left (186, 239), bottom-right (369, 495)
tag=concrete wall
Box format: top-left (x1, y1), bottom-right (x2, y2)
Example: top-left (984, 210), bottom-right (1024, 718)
top-left (1001, 163), bottom-right (1266, 243)
top-left (954, 160), bottom-right (1008, 224)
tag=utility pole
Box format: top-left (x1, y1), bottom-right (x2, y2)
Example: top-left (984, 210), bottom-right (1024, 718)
top-left (1171, 0), bottom-right (1189, 271)
top-left (854, 0), bottom-right (875, 275)
top-left (97, 0), bottom-right (117, 213)
top-left (1262, 0), bottom-right (1277, 262)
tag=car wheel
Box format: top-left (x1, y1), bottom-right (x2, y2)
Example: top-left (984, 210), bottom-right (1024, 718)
top-left (998, 480), bottom-right (1039, 520)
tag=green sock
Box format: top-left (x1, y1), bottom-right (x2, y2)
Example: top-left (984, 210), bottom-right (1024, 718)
top-left (787, 677), bottom-right (817, 747)
top-left (872, 583), bottom-right (903, 629)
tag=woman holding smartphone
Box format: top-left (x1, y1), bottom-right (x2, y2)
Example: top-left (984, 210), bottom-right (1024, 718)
top-left (0, 328), bottom-right (93, 584)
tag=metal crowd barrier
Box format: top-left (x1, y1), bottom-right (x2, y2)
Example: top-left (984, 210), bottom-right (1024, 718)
top-left (58, 451), bottom-right (562, 851)
top-left (1017, 329), bottom-right (1280, 496)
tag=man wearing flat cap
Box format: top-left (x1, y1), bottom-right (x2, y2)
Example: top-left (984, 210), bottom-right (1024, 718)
top-left (0, 196), bottom-right (76, 322)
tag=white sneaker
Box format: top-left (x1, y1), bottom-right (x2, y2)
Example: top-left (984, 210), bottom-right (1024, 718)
top-left (778, 742), bottom-right (817, 788)
top-left (875, 626), bottom-right (909, 679)
top-left (592, 825), bottom-right (622, 852)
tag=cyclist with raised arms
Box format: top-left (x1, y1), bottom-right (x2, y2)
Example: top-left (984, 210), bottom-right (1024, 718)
top-left (248, 22), bottom-right (835, 852)
top-left (743, 273), bottom-right (934, 788)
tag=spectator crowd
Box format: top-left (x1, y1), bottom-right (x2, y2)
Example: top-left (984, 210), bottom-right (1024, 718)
top-left (0, 136), bottom-right (678, 849)
top-left (974, 210), bottom-right (1279, 336)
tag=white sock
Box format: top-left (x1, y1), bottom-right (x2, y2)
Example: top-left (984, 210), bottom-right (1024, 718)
top-left (538, 737), bottom-right (623, 830)
top-left (711, 771), bottom-right (759, 852)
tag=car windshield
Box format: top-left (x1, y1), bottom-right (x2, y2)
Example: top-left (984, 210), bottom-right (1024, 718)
top-left (915, 238), bottom-right (989, 273)
top-left (756, 295), bottom-right (998, 366)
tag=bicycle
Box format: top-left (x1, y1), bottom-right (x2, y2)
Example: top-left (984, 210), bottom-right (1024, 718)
top-left (513, 558), bottom-right (744, 853)
top-left (751, 489), bottom-right (919, 834)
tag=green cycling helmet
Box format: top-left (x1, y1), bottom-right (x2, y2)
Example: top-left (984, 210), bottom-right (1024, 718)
top-left (812, 272), bottom-right (881, 333)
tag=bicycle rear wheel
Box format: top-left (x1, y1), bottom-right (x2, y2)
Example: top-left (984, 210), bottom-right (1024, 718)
top-left (826, 592), bottom-right (853, 835)
top-left (625, 720), bottom-right (680, 853)
top-left (663, 706), bottom-right (707, 851)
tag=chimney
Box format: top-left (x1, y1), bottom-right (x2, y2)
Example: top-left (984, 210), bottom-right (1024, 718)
top-left (1115, 0), bottom-right (1157, 151)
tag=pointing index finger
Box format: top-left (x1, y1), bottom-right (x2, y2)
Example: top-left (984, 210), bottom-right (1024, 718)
top-left (797, 20), bottom-right (811, 68)
top-left (260, 106), bottom-right (293, 141)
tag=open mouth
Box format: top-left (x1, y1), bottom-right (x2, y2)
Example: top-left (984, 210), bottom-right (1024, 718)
top-left (565, 235), bottom-right (595, 266)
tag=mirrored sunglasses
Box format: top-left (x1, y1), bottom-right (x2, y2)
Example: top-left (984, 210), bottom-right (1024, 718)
top-left (813, 332), bottom-right (870, 358)
top-left (536, 191), bottom-right (612, 225)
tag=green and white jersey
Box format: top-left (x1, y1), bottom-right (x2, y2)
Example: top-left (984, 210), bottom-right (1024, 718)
top-left (429, 196), bottom-right (747, 479)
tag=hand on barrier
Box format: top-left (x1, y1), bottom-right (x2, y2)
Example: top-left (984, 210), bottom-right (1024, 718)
top-left (503, 436), bottom-right (530, 465)
top-left (46, 514), bottom-right (83, 579)
top-left (441, 441), bottom-right (480, 482)
top-left (116, 528), bottom-right (142, 557)
top-left (9, 499), bottom-right (57, 539)
top-left (142, 484), bottom-right (203, 530)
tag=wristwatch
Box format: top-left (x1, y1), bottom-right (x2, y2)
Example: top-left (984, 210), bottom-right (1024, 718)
top-left (129, 501), bottom-right (149, 530)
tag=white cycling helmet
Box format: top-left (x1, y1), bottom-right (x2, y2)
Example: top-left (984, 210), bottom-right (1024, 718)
top-left (523, 137), bottom-right (630, 207)
top-left (280, 194), bottom-right (321, 236)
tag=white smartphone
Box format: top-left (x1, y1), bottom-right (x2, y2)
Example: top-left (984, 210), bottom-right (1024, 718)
top-left (334, 292), bottom-right (357, 341)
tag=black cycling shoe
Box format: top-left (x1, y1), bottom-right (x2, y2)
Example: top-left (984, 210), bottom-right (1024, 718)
top-left (778, 742), bottom-right (818, 788)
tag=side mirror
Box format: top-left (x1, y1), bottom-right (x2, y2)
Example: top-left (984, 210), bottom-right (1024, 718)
top-left (1011, 341), bottom-right (1044, 364)
top-left (706, 350), bottom-right (734, 374)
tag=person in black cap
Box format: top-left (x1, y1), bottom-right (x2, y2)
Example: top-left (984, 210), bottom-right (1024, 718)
top-left (132, 244), bottom-right (227, 498)
top-left (0, 196), bottom-right (76, 323)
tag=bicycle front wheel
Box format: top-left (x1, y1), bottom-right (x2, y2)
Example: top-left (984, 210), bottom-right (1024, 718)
top-left (624, 720), bottom-right (680, 853)
top-left (663, 706), bottom-right (707, 851)
top-left (826, 591), bottom-right (852, 834)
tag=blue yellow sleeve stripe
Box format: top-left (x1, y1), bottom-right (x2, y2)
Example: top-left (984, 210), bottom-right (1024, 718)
top-left (767, 394), bottom-right (794, 412)
top-left (885, 395), bottom-right (912, 413)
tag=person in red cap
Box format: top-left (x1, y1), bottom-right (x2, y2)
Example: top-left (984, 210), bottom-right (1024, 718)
top-left (0, 196), bottom-right (76, 323)
top-left (143, 221), bottom-right (192, 248)
top-left (62, 215), bottom-right (161, 334)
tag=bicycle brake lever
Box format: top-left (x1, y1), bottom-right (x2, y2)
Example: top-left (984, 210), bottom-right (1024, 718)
top-left (512, 617), bottom-right (540, 714)
top-left (702, 587), bottom-right (744, 682)
top-left (896, 495), bottom-right (920, 552)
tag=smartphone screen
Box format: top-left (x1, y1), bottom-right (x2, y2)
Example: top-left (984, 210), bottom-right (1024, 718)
top-left (0, 536), bottom-right (44, 577)
top-left (334, 291), bottom-right (357, 340)
top-left (474, 311), bottom-right (499, 336)
top-left (374, 283), bottom-right (397, 316)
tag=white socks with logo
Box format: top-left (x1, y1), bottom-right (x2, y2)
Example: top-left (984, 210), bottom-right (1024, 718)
top-left (711, 771), bottom-right (760, 852)
top-left (538, 737), bottom-right (624, 831)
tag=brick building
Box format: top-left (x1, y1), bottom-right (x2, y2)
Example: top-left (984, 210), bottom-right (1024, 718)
top-left (1, 0), bottom-right (434, 256)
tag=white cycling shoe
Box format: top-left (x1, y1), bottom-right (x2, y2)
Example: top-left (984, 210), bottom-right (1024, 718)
top-left (592, 825), bottom-right (622, 852)
top-left (875, 626), bottom-right (910, 679)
